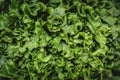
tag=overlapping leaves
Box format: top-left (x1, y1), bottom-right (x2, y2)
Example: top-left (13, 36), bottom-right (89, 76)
top-left (0, 0), bottom-right (120, 80)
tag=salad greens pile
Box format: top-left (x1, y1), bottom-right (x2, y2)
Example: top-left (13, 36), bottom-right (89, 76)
top-left (0, 0), bottom-right (120, 80)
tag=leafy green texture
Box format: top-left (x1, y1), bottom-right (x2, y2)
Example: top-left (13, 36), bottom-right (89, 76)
top-left (0, 0), bottom-right (120, 80)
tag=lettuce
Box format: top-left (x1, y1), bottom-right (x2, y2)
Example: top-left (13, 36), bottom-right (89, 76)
top-left (0, 0), bottom-right (120, 80)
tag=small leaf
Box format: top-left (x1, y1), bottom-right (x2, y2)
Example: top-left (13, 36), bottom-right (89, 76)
top-left (37, 53), bottom-right (52, 62)
top-left (101, 16), bottom-right (117, 25)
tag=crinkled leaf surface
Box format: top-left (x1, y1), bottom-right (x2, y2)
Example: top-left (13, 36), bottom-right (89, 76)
top-left (0, 0), bottom-right (120, 80)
